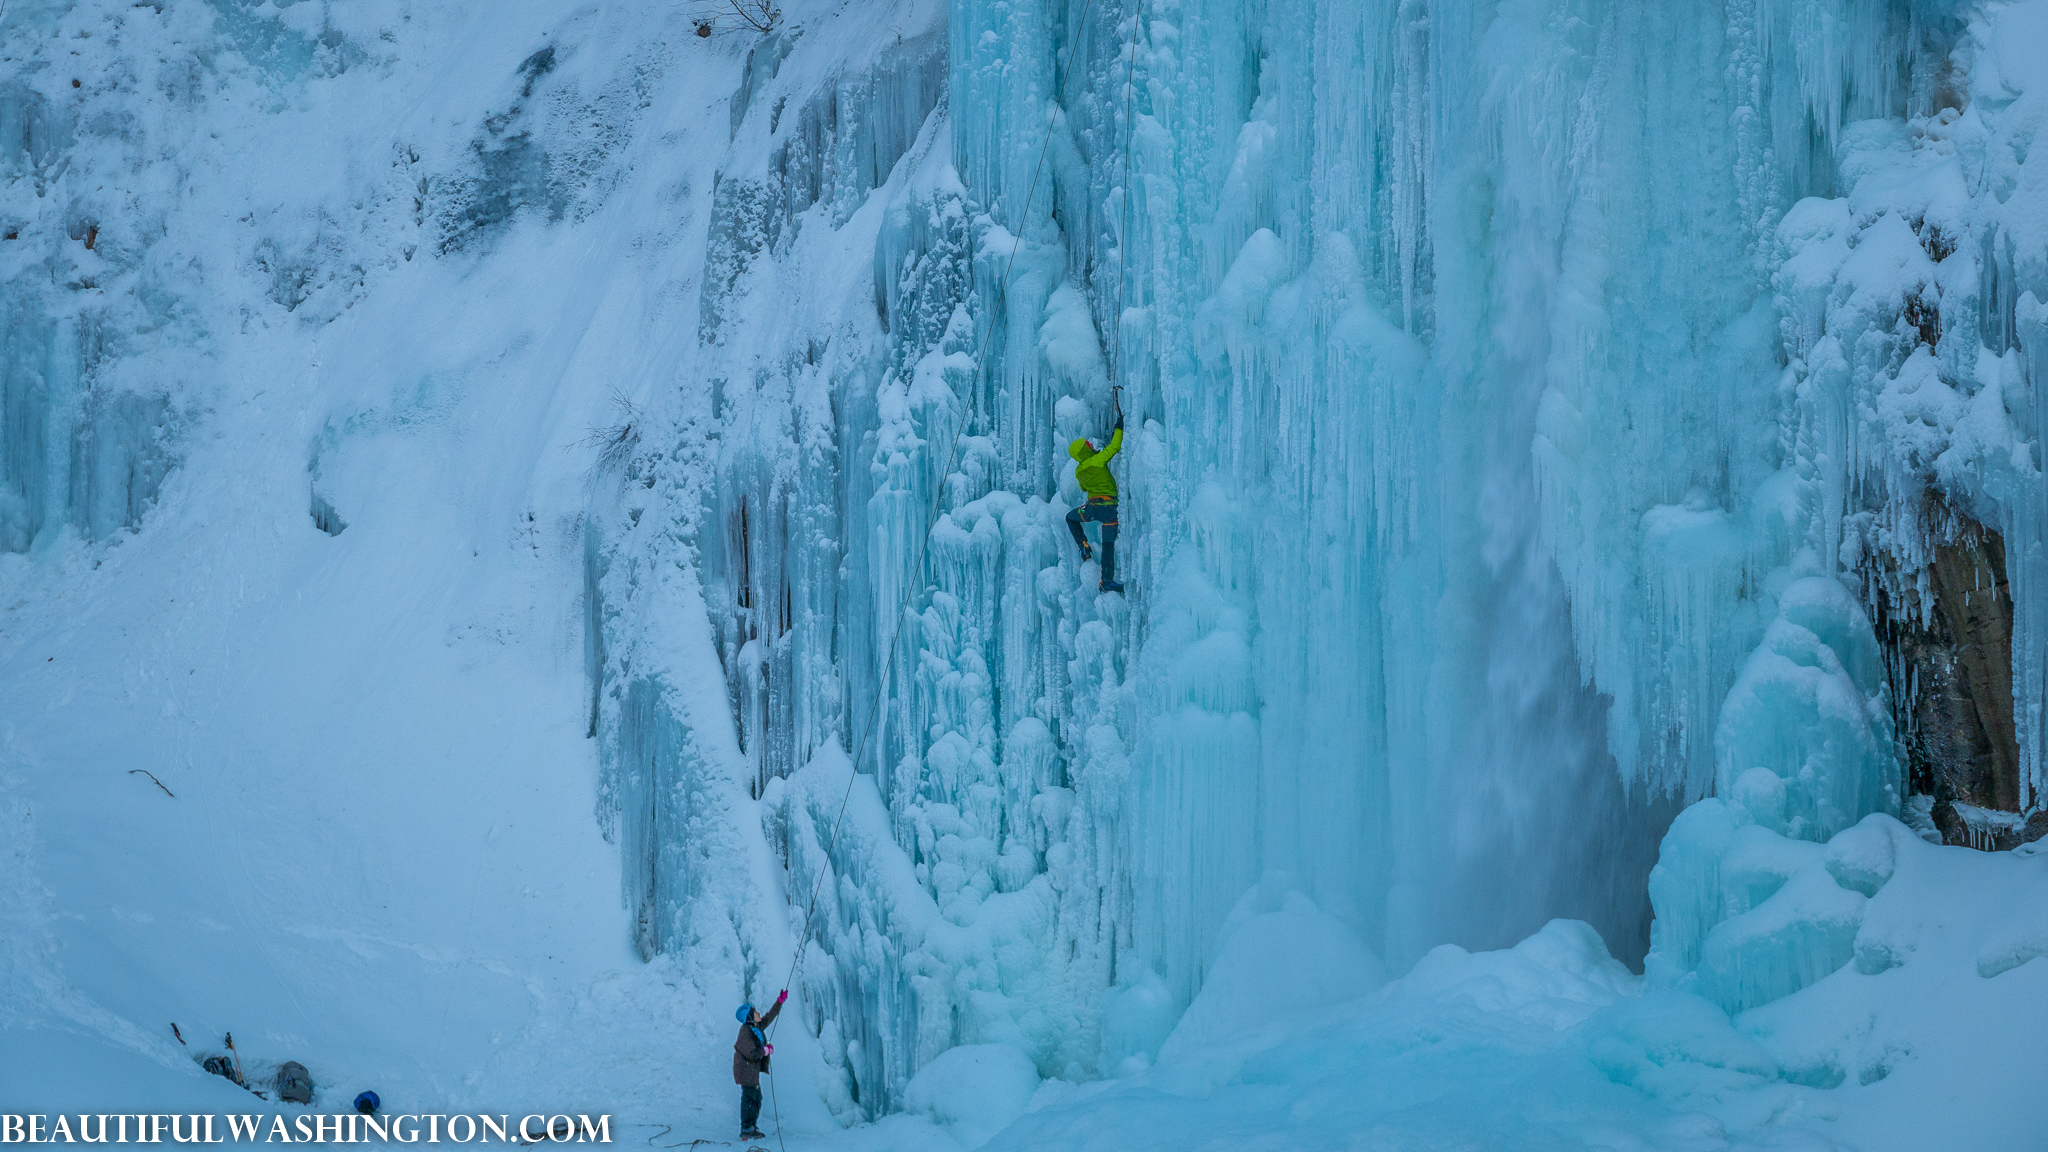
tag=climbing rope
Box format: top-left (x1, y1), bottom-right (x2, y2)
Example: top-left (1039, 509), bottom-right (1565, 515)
top-left (762, 0), bottom-right (1138, 1145)
top-left (1112, 0), bottom-right (1144, 396)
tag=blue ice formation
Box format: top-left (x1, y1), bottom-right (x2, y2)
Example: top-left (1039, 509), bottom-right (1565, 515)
top-left (572, 0), bottom-right (2048, 1118)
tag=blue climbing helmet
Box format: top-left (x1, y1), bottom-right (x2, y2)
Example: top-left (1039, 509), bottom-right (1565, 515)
top-left (735, 1003), bottom-right (754, 1023)
top-left (354, 1091), bottom-right (379, 1115)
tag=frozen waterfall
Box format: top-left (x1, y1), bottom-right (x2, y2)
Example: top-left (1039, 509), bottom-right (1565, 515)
top-left (576, 0), bottom-right (2046, 1120)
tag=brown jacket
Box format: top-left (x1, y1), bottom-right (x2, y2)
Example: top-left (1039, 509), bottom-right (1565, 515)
top-left (732, 1000), bottom-right (783, 1086)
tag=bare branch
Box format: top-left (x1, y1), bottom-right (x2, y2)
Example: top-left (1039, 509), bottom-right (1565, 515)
top-left (688, 0), bottom-right (782, 38)
top-left (129, 769), bottom-right (176, 798)
top-left (573, 388), bottom-right (644, 475)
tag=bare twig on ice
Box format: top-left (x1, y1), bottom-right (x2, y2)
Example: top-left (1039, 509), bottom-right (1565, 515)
top-left (129, 769), bottom-right (175, 798)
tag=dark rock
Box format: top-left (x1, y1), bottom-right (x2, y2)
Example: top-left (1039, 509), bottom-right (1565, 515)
top-left (2024, 809), bottom-right (2048, 849)
top-left (1871, 511), bottom-right (2023, 848)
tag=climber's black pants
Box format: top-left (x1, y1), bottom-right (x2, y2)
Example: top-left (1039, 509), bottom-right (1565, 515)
top-left (740, 1086), bottom-right (762, 1132)
top-left (1066, 498), bottom-right (1119, 584)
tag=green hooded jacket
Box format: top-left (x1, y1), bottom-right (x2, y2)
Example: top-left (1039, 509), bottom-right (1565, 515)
top-left (1068, 423), bottom-right (1124, 498)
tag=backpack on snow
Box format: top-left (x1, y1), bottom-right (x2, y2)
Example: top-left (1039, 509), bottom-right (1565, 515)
top-left (201, 1055), bottom-right (241, 1084)
top-left (276, 1061), bottom-right (314, 1105)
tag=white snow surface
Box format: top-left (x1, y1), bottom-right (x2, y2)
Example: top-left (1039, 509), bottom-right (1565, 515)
top-left (3, 0), bottom-right (2047, 1149)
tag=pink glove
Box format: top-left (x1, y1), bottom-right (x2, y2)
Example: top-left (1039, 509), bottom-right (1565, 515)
top-left (763, 1044), bottom-right (774, 1055)
top-left (777, 990), bottom-right (788, 1004)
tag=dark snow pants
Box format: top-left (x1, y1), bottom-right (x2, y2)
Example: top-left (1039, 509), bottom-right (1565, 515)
top-left (1066, 498), bottom-right (1119, 585)
top-left (740, 1085), bottom-right (762, 1132)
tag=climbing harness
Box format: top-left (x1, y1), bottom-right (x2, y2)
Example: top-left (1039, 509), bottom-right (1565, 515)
top-left (760, 3), bottom-right (1143, 1150)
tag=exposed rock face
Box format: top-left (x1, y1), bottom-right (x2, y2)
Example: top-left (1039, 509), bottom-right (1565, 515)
top-left (1875, 517), bottom-right (2033, 849)
top-left (1925, 528), bottom-right (2019, 813)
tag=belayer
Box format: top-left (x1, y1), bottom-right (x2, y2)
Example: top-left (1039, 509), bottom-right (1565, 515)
top-left (733, 991), bottom-right (787, 1141)
top-left (1065, 390), bottom-right (1126, 594)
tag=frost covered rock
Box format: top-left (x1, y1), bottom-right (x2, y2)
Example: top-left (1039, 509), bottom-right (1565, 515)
top-left (1821, 817), bottom-right (1898, 898)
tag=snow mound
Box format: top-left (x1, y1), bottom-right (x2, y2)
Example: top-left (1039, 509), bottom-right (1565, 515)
top-left (1396, 918), bottom-right (1636, 1028)
top-left (901, 1044), bottom-right (1040, 1146)
top-left (1157, 889), bottom-right (1387, 1065)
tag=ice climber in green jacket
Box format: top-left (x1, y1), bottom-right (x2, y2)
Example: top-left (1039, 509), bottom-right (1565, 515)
top-left (1065, 395), bottom-right (1125, 594)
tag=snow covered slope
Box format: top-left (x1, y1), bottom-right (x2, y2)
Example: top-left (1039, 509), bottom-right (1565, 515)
top-left (0, 0), bottom-right (843, 1120)
top-left (4, 0), bottom-right (2047, 1148)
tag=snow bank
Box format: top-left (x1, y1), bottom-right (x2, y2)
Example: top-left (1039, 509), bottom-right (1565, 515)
top-left (1645, 795), bottom-right (2048, 1145)
top-left (1156, 888), bottom-right (1388, 1066)
top-left (965, 857), bottom-right (2048, 1151)
top-left (901, 1044), bottom-right (1039, 1146)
